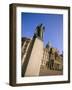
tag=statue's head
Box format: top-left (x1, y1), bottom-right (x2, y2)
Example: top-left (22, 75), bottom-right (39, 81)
top-left (38, 24), bottom-right (45, 31)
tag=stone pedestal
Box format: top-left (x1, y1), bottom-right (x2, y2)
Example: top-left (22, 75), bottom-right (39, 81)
top-left (25, 37), bottom-right (43, 76)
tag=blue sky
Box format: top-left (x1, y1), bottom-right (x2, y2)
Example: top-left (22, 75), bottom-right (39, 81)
top-left (21, 12), bottom-right (63, 53)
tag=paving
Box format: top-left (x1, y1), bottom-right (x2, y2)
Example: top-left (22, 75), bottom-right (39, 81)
top-left (39, 67), bottom-right (63, 76)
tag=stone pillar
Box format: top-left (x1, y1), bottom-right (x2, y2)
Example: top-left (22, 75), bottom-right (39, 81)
top-left (25, 37), bottom-right (43, 76)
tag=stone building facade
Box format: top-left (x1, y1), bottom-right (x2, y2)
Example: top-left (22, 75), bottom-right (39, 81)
top-left (41, 42), bottom-right (63, 71)
top-left (21, 37), bottom-right (31, 66)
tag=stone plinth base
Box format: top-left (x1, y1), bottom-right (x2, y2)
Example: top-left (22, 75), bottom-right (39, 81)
top-left (25, 38), bottom-right (43, 76)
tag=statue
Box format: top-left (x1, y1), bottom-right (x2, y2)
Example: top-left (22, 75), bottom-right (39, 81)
top-left (34, 24), bottom-right (45, 40)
